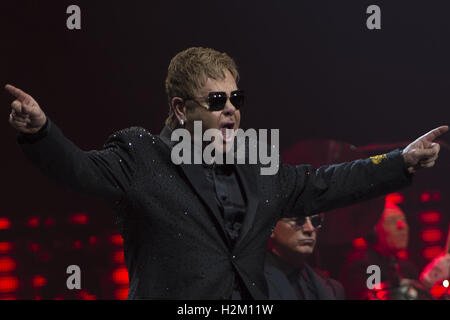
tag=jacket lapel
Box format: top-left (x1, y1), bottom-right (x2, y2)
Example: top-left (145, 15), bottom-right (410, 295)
top-left (304, 264), bottom-right (335, 300)
top-left (159, 126), bottom-right (231, 247)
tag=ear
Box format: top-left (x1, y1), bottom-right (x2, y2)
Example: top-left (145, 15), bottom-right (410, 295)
top-left (171, 97), bottom-right (186, 123)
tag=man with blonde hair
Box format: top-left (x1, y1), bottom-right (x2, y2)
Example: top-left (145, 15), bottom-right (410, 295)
top-left (6, 47), bottom-right (447, 299)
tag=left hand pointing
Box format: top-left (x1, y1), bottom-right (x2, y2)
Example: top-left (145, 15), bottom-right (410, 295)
top-left (402, 125), bottom-right (449, 174)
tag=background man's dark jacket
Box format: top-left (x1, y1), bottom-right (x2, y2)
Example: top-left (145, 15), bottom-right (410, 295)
top-left (18, 119), bottom-right (412, 299)
top-left (264, 253), bottom-right (346, 300)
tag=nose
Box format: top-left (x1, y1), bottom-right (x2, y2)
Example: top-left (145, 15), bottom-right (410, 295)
top-left (397, 220), bottom-right (405, 229)
top-left (222, 96), bottom-right (236, 116)
top-left (302, 218), bottom-right (315, 233)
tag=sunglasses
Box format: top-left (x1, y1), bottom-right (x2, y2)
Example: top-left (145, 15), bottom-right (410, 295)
top-left (281, 214), bottom-right (324, 231)
top-left (185, 90), bottom-right (245, 112)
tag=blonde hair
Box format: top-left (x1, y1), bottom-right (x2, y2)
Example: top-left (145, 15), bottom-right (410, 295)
top-left (164, 47), bottom-right (239, 126)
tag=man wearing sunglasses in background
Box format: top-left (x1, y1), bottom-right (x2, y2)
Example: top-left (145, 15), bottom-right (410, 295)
top-left (5, 46), bottom-right (447, 300)
top-left (265, 214), bottom-right (346, 300)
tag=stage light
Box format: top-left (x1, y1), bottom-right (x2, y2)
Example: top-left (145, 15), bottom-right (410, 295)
top-left (0, 257), bottom-right (16, 273)
top-left (0, 218), bottom-right (11, 230)
top-left (110, 234), bottom-right (124, 246)
top-left (422, 246), bottom-right (443, 260)
top-left (112, 251), bottom-right (125, 264)
top-left (443, 280), bottom-right (449, 288)
top-left (115, 287), bottom-right (129, 300)
top-left (0, 277), bottom-right (19, 293)
top-left (419, 210), bottom-right (442, 224)
top-left (32, 275), bottom-right (47, 288)
top-left (69, 213), bottom-right (89, 225)
top-left (420, 228), bottom-right (443, 243)
top-left (27, 217), bottom-right (40, 228)
top-left (431, 192), bottom-right (441, 201)
top-left (0, 242), bottom-right (13, 254)
top-left (89, 236), bottom-right (98, 245)
top-left (28, 243), bottom-right (40, 252)
top-left (72, 240), bottom-right (82, 249)
top-left (420, 191), bottom-right (431, 203)
top-left (44, 218), bottom-right (55, 227)
top-left (112, 267), bottom-right (129, 285)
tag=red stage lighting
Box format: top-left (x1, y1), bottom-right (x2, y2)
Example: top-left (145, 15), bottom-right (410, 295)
top-left (69, 213), bottom-right (89, 225)
top-left (112, 251), bottom-right (125, 264)
top-left (72, 240), bottom-right (82, 249)
top-left (0, 242), bottom-right (13, 254)
top-left (115, 287), bottom-right (129, 300)
top-left (27, 217), bottom-right (40, 228)
top-left (419, 210), bottom-right (442, 224)
top-left (420, 191), bottom-right (431, 203)
top-left (0, 277), bottom-right (19, 293)
top-left (421, 228), bottom-right (443, 243)
top-left (110, 234), bottom-right (124, 246)
top-left (88, 236), bottom-right (98, 245)
top-left (0, 257), bottom-right (16, 273)
top-left (44, 218), bottom-right (55, 227)
top-left (32, 275), bottom-right (47, 288)
top-left (112, 267), bottom-right (129, 285)
top-left (0, 218), bottom-right (11, 230)
top-left (422, 246), bottom-right (443, 260)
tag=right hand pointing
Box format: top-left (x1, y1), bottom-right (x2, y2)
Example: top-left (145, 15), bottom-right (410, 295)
top-left (5, 84), bottom-right (47, 134)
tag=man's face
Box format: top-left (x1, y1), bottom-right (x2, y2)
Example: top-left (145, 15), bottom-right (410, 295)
top-left (270, 217), bottom-right (317, 258)
top-left (184, 69), bottom-right (241, 153)
top-left (376, 207), bottom-right (409, 252)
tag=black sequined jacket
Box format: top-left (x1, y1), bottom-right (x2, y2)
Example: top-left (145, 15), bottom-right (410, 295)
top-left (18, 119), bottom-right (412, 299)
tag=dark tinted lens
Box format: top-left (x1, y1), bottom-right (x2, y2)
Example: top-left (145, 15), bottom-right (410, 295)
top-left (310, 215), bottom-right (323, 228)
top-left (208, 92), bottom-right (227, 111)
top-left (230, 90), bottom-right (245, 109)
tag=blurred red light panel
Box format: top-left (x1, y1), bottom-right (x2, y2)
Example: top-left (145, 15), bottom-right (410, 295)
top-left (27, 217), bottom-right (40, 228)
top-left (0, 277), bottom-right (19, 293)
top-left (419, 210), bottom-right (442, 224)
top-left (421, 228), bottom-right (443, 243)
top-left (0, 257), bottom-right (16, 273)
top-left (72, 240), bottom-right (82, 249)
top-left (0, 296), bottom-right (17, 300)
top-left (0, 218), bottom-right (11, 230)
top-left (422, 246), bottom-right (443, 260)
top-left (28, 242), bottom-right (40, 252)
top-left (115, 287), bottom-right (129, 300)
top-left (89, 236), bottom-right (98, 245)
top-left (112, 251), bottom-right (125, 264)
top-left (431, 192), bottom-right (441, 201)
top-left (0, 242), bottom-right (13, 254)
top-left (44, 218), bottom-right (55, 227)
top-left (110, 234), bottom-right (124, 246)
top-left (112, 267), bottom-right (129, 285)
top-left (69, 213), bottom-right (89, 225)
top-left (420, 191), bottom-right (431, 203)
top-left (32, 275), bottom-right (47, 288)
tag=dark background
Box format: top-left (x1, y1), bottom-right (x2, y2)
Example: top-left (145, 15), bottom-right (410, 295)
top-left (0, 0), bottom-right (448, 299)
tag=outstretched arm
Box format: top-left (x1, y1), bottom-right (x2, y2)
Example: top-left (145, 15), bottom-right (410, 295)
top-left (5, 84), bottom-right (139, 204)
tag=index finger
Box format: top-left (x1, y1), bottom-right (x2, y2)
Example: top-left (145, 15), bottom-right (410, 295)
top-left (5, 84), bottom-right (29, 102)
top-left (421, 125), bottom-right (449, 142)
